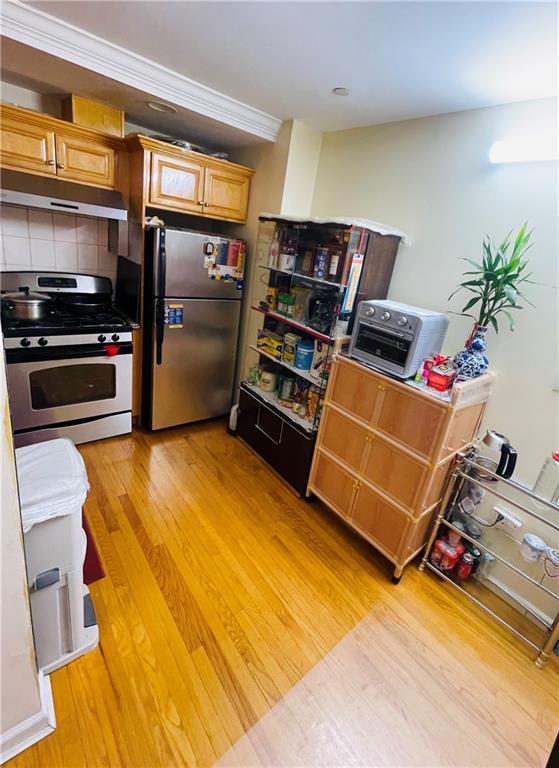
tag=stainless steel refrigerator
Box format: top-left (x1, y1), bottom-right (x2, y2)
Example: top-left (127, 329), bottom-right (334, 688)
top-left (143, 227), bottom-right (245, 430)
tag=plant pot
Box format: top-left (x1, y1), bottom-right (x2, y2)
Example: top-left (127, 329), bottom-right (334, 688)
top-left (453, 324), bottom-right (489, 380)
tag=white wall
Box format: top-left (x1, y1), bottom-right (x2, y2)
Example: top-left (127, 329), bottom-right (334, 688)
top-left (230, 119), bottom-right (323, 382)
top-left (1, 335), bottom-right (54, 761)
top-left (0, 81), bottom-right (63, 118)
top-left (312, 98), bottom-right (558, 486)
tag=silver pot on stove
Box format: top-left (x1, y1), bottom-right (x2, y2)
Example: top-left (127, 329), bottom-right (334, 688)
top-left (1, 287), bottom-right (53, 321)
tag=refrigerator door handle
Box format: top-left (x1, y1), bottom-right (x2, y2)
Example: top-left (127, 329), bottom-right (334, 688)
top-left (157, 227), bottom-right (167, 298)
top-left (155, 298), bottom-right (165, 365)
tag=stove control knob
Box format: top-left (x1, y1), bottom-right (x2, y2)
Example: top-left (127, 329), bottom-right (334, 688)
top-left (21, 338), bottom-right (31, 347)
top-left (97, 334), bottom-right (107, 343)
top-left (381, 311), bottom-right (391, 321)
top-left (364, 307), bottom-right (375, 317)
top-left (38, 337), bottom-right (48, 347)
top-left (397, 316), bottom-right (408, 327)
top-left (111, 333), bottom-right (120, 342)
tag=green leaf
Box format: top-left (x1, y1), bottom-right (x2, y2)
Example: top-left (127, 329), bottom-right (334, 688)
top-left (488, 316), bottom-right (499, 334)
top-left (502, 310), bottom-right (516, 331)
top-left (461, 296), bottom-right (481, 313)
top-left (504, 285), bottom-right (518, 305)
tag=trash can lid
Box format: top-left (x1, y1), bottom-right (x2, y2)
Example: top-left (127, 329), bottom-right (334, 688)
top-left (15, 438), bottom-right (90, 532)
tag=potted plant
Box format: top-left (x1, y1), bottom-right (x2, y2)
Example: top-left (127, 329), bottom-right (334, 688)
top-left (449, 224), bottom-right (534, 379)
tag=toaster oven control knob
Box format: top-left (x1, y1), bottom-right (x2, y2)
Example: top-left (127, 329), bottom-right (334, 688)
top-left (397, 316), bottom-right (408, 326)
top-left (381, 311), bottom-right (391, 321)
top-left (364, 307), bottom-right (375, 317)
top-left (20, 338), bottom-right (31, 347)
top-left (38, 337), bottom-right (48, 347)
top-left (97, 334), bottom-right (107, 343)
top-left (111, 333), bottom-right (120, 342)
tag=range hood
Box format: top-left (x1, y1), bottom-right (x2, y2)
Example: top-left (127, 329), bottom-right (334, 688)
top-left (0, 169), bottom-right (127, 221)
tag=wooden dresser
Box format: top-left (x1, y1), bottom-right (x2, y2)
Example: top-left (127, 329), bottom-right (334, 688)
top-left (307, 355), bottom-right (495, 581)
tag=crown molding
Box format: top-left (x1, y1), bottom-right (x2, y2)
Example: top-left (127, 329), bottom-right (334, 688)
top-left (1, 0), bottom-right (283, 142)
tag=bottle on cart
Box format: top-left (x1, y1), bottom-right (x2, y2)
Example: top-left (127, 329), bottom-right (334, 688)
top-left (533, 452), bottom-right (559, 507)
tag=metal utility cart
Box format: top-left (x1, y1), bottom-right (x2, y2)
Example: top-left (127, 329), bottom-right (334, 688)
top-left (420, 451), bottom-right (559, 668)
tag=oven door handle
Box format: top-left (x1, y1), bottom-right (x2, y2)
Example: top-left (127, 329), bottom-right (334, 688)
top-left (5, 342), bottom-right (133, 363)
top-left (358, 321), bottom-right (409, 340)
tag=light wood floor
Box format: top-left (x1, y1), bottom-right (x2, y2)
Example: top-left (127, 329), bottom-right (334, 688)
top-left (10, 420), bottom-right (558, 768)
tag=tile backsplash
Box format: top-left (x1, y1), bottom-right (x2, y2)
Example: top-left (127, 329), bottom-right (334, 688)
top-left (0, 204), bottom-right (118, 288)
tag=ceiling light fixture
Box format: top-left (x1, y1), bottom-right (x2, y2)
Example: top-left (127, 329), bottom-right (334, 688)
top-left (332, 87), bottom-right (350, 97)
top-left (145, 101), bottom-right (178, 114)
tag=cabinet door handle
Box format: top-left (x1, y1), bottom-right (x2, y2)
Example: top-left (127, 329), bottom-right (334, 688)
top-left (57, 163), bottom-right (65, 169)
top-left (198, 200), bottom-right (205, 205)
top-left (204, 202), bottom-right (211, 207)
top-left (46, 159), bottom-right (55, 166)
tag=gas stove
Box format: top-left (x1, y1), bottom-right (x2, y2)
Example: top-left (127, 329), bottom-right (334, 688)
top-left (1, 271), bottom-right (132, 349)
top-left (1, 271), bottom-right (133, 447)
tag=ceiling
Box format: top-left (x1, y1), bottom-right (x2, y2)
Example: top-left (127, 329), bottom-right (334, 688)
top-left (21, 0), bottom-right (557, 132)
top-left (0, 37), bottom-right (266, 148)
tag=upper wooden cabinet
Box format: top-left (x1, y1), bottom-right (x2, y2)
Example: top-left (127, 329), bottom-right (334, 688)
top-left (149, 151), bottom-right (205, 214)
top-left (0, 103), bottom-right (123, 189)
top-left (129, 135), bottom-right (254, 224)
top-left (202, 163), bottom-right (251, 221)
top-left (55, 133), bottom-right (116, 188)
top-left (0, 117), bottom-right (56, 175)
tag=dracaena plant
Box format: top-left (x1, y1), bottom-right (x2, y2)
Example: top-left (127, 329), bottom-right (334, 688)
top-left (449, 224), bottom-right (534, 333)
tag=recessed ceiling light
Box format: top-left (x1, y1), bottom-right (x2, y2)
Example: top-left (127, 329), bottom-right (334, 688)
top-left (332, 87), bottom-right (350, 97)
top-left (146, 100), bottom-right (178, 114)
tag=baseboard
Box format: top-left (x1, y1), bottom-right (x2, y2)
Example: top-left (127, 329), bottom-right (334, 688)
top-left (0, 672), bottom-right (56, 764)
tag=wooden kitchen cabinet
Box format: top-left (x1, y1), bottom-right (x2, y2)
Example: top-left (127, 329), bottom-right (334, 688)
top-left (311, 450), bottom-right (357, 518)
top-left (318, 406), bottom-right (370, 474)
top-left (308, 355), bottom-right (495, 580)
top-left (328, 359), bottom-right (383, 423)
top-left (127, 134), bottom-right (254, 224)
top-left (202, 163), bottom-right (251, 222)
top-left (55, 133), bottom-right (116, 187)
top-left (0, 103), bottom-right (123, 189)
top-left (149, 151), bottom-right (205, 214)
top-left (0, 116), bottom-right (56, 175)
top-left (350, 482), bottom-right (409, 561)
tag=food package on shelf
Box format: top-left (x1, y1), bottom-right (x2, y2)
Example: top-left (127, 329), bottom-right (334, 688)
top-left (282, 332), bottom-right (302, 366)
top-left (306, 385), bottom-right (321, 423)
top-left (310, 340), bottom-right (330, 383)
top-left (257, 329), bottom-right (283, 358)
top-left (292, 379), bottom-right (310, 418)
top-left (291, 287), bottom-right (312, 321)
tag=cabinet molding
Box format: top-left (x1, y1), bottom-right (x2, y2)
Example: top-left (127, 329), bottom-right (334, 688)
top-left (308, 356), bottom-right (494, 580)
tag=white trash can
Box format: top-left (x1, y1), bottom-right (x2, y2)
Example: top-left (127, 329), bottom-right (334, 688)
top-left (16, 438), bottom-right (99, 674)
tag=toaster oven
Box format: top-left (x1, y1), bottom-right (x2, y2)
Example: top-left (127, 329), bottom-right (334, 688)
top-left (349, 300), bottom-right (449, 379)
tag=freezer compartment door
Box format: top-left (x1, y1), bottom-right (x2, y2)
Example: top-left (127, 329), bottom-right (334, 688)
top-left (154, 228), bottom-right (243, 299)
top-left (150, 298), bottom-right (241, 429)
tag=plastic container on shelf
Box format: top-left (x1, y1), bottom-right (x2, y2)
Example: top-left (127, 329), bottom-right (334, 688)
top-left (533, 452), bottom-right (559, 506)
top-left (295, 339), bottom-right (314, 371)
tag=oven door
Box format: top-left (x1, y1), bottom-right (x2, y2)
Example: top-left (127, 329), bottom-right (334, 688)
top-left (352, 321), bottom-right (412, 375)
top-left (5, 343), bottom-right (132, 431)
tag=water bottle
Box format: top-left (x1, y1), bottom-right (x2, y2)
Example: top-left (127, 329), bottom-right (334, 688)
top-left (533, 452), bottom-right (559, 506)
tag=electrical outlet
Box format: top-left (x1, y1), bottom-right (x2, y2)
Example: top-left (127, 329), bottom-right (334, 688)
top-left (494, 505), bottom-right (522, 530)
